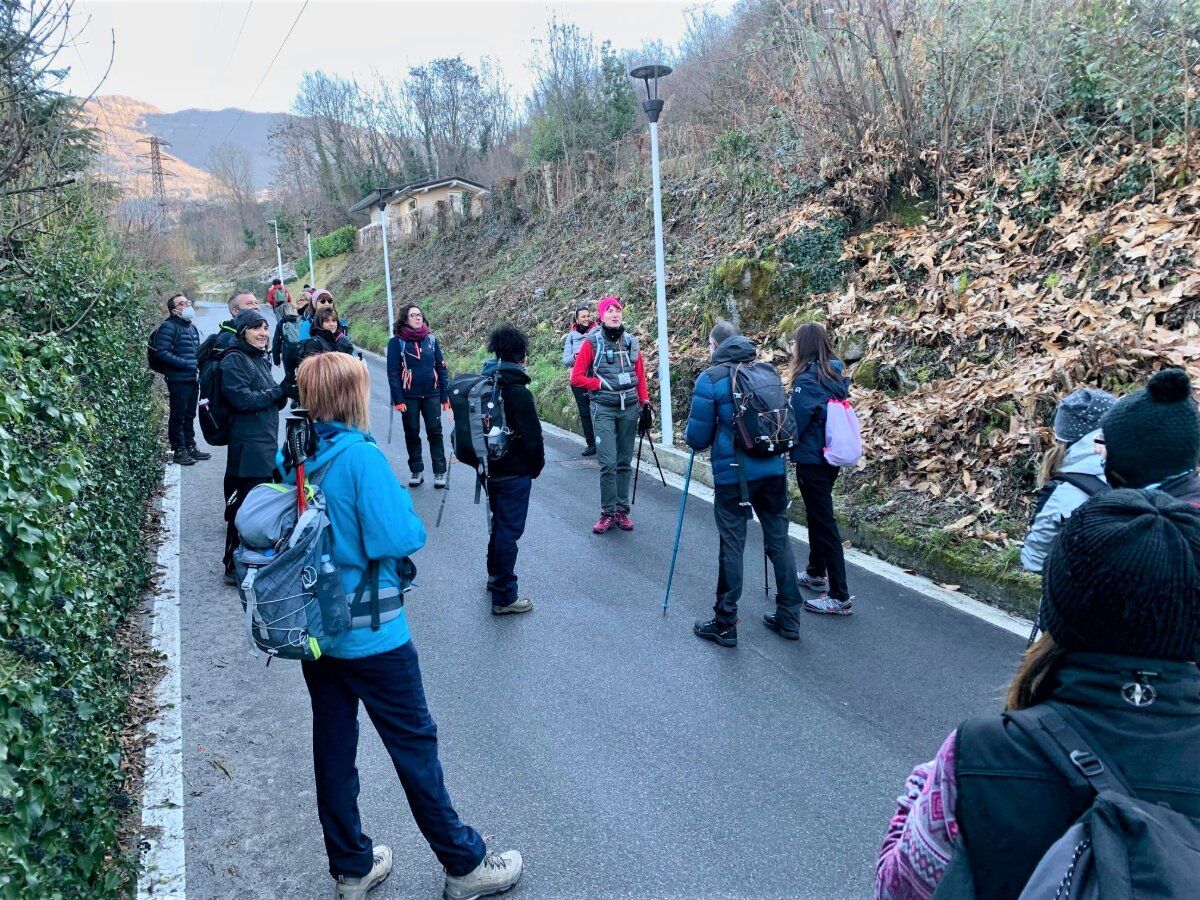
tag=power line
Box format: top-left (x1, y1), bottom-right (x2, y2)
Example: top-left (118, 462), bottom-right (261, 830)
top-left (217, 0), bottom-right (309, 147)
top-left (186, 1), bottom-right (254, 154)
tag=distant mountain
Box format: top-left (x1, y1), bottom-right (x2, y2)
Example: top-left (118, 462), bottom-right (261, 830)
top-left (82, 96), bottom-right (292, 200)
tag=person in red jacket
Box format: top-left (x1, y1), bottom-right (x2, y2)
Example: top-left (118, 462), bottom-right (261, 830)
top-left (569, 296), bottom-right (650, 534)
top-left (266, 278), bottom-right (291, 310)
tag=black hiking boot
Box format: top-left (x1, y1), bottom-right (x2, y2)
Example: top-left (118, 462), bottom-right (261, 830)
top-left (173, 448), bottom-right (195, 466)
top-left (186, 445), bottom-right (212, 461)
top-left (581, 445), bottom-right (597, 457)
top-left (693, 617), bottom-right (737, 647)
top-left (763, 613), bottom-right (800, 641)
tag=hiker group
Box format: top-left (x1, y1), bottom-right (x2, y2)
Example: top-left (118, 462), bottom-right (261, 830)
top-left (148, 286), bottom-right (1200, 899)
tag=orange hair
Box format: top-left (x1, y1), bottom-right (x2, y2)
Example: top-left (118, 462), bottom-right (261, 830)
top-left (297, 352), bottom-right (371, 432)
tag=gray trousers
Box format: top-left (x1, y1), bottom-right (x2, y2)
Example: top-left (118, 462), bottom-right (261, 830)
top-left (591, 400), bottom-right (640, 514)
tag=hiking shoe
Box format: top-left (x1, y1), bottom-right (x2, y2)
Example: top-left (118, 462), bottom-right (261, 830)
top-left (614, 511), bottom-right (634, 531)
top-left (173, 449), bottom-right (195, 466)
top-left (804, 594), bottom-right (854, 616)
top-left (693, 617), bottom-right (737, 647)
top-left (763, 613), bottom-right (800, 640)
top-left (434, 472), bottom-right (448, 489)
top-left (443, 850), bottom-right (523, 900)
top-left (581, 445), bottom-right (597, 457)
top-left (492, 597), bottom-right (533, 615)
top-left (223, 568), bottom-right (238, 586)
top-left (334, 845), bottom-right (392, 899)
top-left (593, 513), bottom-right (616, 534)
top-left (186, 446), bottom-right (212, 461)
top-left (408, 473), bottom-right (424, 487)
top-left (487, 575), bottom-right (496, 591)
top-left (796, 572), bottom-right (829, 592)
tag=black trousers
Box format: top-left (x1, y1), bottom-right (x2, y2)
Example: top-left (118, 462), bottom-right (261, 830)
top-left (167, 379), bottom-right (198, 451)
top-left (223, 473), bottom-right (270, 573)
top-left (712, 475), bottom-right (802, 629)
top-left (401, 396), bottom-right (447, 476)
top-left (301, 643), bottom-right (485, 879)
top-left (795, 461), bottom-right (850, 600)
top-left (570, 385), bottom-right (596, 448)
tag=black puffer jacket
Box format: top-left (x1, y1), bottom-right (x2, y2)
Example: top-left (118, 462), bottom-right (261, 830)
top-left (220, 341), bottom-right (288, 478)
top-left (487, 361), bottom-right (545, 481)
top-left (298, 327), bottom-right (354, 363)
top-left (153, 315), bottom-right (201, 383)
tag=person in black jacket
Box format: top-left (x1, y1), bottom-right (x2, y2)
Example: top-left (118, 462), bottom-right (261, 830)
top-left (788, 322), bottom-right (854, 615)
top-left (387, 303), bottom-right (450, 488)
top-left (218, 310), bottom-right (291, 583)
top-left (877, 489), bottom-right (1200, 899)
top-left (298, 306), bottom-right (354, 363)
top-left (153, 292), bottom-right (211, 465)
top-left (484, 326), bottom-right (544, 616)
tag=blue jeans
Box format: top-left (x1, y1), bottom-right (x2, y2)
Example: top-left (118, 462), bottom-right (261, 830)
top-left (301, 642), bottom-right (485, 879)
top-left (487, 475), bottom-right (532, 607)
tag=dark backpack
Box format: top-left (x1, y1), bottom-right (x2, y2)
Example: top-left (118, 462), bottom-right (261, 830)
top-left (197, 335), bottom-right (231, 446)
top-left (708, 361), bottom-right (797, 458)
top-left (1030, 472), bottom-right (1110, 524)
top-left (1008, 704), bottom-right (1200, 899)
top-left (448, 372), bottom-right (509, 477)
top-left (147, 323), bottom-right (169, 375)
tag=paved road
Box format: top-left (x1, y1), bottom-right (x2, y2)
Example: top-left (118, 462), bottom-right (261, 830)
top-left (177, 304), bottom-right (1023, 899)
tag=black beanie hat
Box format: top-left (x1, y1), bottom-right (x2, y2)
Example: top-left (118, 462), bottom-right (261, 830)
top-left (1101, 369), bottom-right (1200, 487)
top-left (1043, 488), bottom-right (1200, 661)
top-left (233, 309), bottom-right (269, 336)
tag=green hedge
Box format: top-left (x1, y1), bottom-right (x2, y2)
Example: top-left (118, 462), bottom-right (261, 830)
top-left (0, 206), bottom-right (161, 896)
top-left (295, 224), bottom-right (358, 279)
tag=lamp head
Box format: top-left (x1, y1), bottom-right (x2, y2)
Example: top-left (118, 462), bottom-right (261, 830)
top-left (630, 64), bottom-right (672, 124)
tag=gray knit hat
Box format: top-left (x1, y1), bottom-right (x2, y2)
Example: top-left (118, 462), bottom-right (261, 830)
top-left (1053, 388), bottom-right (1116, 443)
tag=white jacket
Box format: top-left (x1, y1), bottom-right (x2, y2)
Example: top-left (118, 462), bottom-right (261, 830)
top-left (1020, 429), bottom-right (1107, 573)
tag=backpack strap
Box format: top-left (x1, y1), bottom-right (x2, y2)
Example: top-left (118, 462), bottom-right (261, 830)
top-left (350, 560), bottom-right (383, 631)
top-left (1006, 704), bottom-right (1134, 797)
top-left (1054, 472), bottom-right (1109, 497)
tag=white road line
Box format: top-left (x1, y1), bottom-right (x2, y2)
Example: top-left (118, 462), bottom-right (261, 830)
top-left (138, 465), bottom-right (187, 899)
top-left (541, 421), bottom-right (1032, 639)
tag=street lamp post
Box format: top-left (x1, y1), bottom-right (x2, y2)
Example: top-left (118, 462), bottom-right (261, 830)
top-left (631, 63), bottom-right (674, 447)
top-left (304, 218), bottom-right (315, 285)
top-left (376, 192), bottom-right (395, 332)
top-left (268, 219), bottom-right (284, 285)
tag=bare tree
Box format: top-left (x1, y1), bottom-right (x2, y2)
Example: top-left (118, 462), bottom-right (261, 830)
top-left (207, 142), bottom-right (256, 229)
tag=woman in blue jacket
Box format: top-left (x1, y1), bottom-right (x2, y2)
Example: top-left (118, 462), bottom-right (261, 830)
top-left (788, 323), bottom-right (854, 615)
top-left (285, 352), bottom-right (522, 900)
top-left (387, 303), bottom-right (450, 488)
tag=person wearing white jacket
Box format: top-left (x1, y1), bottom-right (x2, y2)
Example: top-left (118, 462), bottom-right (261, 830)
top-left (561, 303), bottom-right (597, 456)
top-left (1021, 388), bottom-right (1116, 573)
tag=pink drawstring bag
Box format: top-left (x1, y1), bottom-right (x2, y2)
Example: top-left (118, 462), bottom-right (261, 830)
top-left (823, 398), bottom-right (862, 467)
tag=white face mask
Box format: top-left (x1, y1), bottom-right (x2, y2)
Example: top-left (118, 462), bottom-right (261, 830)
top-left (178, 306), bottom-right (196, 322)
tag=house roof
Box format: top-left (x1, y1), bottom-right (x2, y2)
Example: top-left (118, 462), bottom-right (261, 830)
top-left (348, 176), bottom-right (490, 214)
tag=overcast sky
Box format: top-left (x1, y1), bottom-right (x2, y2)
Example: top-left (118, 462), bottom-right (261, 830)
top-left (62, 0), bottom-right (733, 114)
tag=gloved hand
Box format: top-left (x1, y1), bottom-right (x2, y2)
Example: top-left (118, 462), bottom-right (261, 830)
top-left (394, 403), bottom-right (407, 413)
top-left (638, 403), bottom-right (654, 437)
top-left (442, 401), bottom-right (451, 411)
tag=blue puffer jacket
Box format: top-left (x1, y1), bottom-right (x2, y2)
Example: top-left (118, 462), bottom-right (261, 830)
top-left (153, 315), bottom-right (201, 383)
top-left (276, 422), bottom-right (426, 659)
top-left (685, 336), bottom-right (787, 486)
top-left (789, 360), bottom-right (848, 465)
top-left (386, 333), bottom-right (449, 404)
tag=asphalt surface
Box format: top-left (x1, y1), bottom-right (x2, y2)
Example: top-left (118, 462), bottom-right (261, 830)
top-left (178, 304), bottom-right (1023, 899)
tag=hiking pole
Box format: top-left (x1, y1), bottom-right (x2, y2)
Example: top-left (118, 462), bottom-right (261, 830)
top-left (387, 406), bottom-right (394, 444)
top-left (632, 430), bottom-right (645, 505)
top-left (663, 449), bottom-right (695, 615)
top-left (764, 549), bottom-right (770, 604)
top-left (645, 435), bottom-right (667, 487)
top-left (435, 465), bottom-right (452, 527)
top-left (286, 410), bottom-right (312, 514)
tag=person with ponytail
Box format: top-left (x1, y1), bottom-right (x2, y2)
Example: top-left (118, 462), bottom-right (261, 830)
top-left (876, 489), bottom-right (1200, 899)
top-left (387, 303), bottom-right (450, 489)
top-left (787, 322), bottom-right (853, 615)
top-left (562, 303), bottom-right (597, 456)
top-left (1020, 388), bottom-right (1115, 573)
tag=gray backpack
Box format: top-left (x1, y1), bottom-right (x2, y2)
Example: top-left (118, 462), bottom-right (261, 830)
top-left (233, 478), bottom-right (411, 661)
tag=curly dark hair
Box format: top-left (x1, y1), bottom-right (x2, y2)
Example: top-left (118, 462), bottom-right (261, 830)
top-left (394, 303), bottom-right (425, 335)
top-left (488, 325), bottom-right (528, 363)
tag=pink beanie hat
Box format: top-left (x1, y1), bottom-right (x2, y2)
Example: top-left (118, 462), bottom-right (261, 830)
top-left (597, 296), bottom-right (622, 319)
